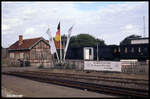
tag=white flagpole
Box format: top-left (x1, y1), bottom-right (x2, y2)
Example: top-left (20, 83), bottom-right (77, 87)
top-left (60, 22), bottom-right (62, 63)
top-left (63, 35), bottom-right (70, 62)
top-left (63, 25), bottom-right (74, 62)
top-left (46, 28), bottom-right (60, 63)
top-left (54, 43), bottom-right (60, 63)
top-left (63, 38), bottom-right (70, 62)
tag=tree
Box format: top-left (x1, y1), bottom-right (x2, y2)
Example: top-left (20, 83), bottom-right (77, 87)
top-left (69, 34), bottom-right (105, 48)
top-left (120, 34), bottom-right (141, 45)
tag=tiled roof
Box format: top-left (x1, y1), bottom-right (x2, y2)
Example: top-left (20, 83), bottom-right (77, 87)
top-left (8, 37), bottom-right (64, 51)
top-left (8, 37), bottom-right (43, 50)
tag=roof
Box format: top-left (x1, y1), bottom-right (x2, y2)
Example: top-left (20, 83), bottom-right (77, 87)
top-left (128, 37), bottom-right (149, 40)
top-left (8, 37), bottom-right (64, 51)
top-left (8, 37), bottom-right (47, 51)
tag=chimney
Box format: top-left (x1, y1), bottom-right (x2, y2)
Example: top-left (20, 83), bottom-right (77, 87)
top-left (19, 35), bottom-right (23, 46)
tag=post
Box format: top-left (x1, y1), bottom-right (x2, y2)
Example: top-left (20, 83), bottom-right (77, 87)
top-left (97, 41), bottom-right (99, 61)
top-left (51, 54), bottom-right (55, 68)
top-left (143, 16), bottom-right (146, 37)
top-left (63, 38), bottom-right (70, 62)
top-left (55, 49), bottom-right (60, 63)
top-left (60, 31), bottom-right (62, 64)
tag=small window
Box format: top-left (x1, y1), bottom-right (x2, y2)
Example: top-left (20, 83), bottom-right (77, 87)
top-left (89, 49), bottom-right (92, 55)
top-left (131, 48), bottom-right (134, 53)
top-left (138, 47), bottom-right (141, 53)
top-left (10, 53), bottom-right (14, 58)
top-left (16, 53), bottom-right (19, 59)
top-left (20, 53), bottom-right (24, 59)
top-left (125, 48), bottom-right (128, 53)
top-left (25, 53), bottom-right (29, 60)
top-left (114, 48), bottom-right (117, 53)
top-left (31, 51), bottom-right (35, 59)
top-left (118, 47), bottom-right (120, 53)
top-left (144, 47), bottom-right (147, 53)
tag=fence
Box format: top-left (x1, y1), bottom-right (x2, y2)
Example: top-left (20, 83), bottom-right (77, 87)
top-left (65, 59), bottom-right (149, 75)
top-left (121, 61), bottom-right (149, 75)
top-left (65, 60), bottom-right (84, 70)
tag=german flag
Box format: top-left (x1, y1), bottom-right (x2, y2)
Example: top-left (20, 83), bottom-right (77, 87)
top-left (55, 22), bottom-right (60, 42)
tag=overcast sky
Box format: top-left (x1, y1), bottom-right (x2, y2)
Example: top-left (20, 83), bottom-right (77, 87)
top-left (2, 1), bottom-right (149, 48)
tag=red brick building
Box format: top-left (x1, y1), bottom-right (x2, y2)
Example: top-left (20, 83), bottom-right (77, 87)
top-left (8, 35), bottom-right (52, 67)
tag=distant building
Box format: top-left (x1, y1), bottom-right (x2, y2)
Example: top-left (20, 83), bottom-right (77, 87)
top-left (2, 47), bottom-right (8, 59)
top-left (130, 37), bottom-right (149, 44)
top-left (8, 35), bottom-right (52, 67)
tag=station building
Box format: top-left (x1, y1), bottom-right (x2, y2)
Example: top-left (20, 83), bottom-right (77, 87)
top-left (8, 35), bottom-right (52, 67)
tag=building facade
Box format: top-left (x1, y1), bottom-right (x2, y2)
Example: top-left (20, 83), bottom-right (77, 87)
top-left (8, 35), bottom-right (52, 67)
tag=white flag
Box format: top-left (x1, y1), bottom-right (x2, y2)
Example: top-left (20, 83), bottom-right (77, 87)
top-left (64, 26), bottom-right (73, 53)
top-left (63, 25), bottom-right (73, 61)
top-left (46, 28), bottom-right (57, 54)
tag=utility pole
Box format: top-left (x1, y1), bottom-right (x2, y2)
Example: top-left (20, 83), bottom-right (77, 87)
top-left (97, 39), bottom-right (99, 61)
top-left (143, 16), bottom-right (146, 37)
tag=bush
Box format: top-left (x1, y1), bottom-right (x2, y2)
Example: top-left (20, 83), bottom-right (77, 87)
top-left (25, 61), bottom-right (30, 67)
top-left (38, 64), bottom-right (44, 69)
top-left (2, 58), bottom-right (9, 65)
top-left (8, 63), bottom-right (20, 67)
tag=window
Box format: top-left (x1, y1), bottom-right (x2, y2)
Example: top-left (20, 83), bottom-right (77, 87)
top-left (125, 48), bottom-right (128, 53)
top-left (114, 48), bottom-right (117, 53)
top-left (20, 53), bottom-right (24, 59)
top-left (24, 53), bottom-right (29, 60)
top-left (31, 51), bottom-right (35, 59)
top-left (16, 53), bottom-right (19, 59)
top-left (138, 47), bottom-right (141, 53)
top-left (36, 53), bottom-right (40, 60)
top-left (118, 47), bottom-right (120, 53)
top-left (131, 48), bottom-right (134, 53)
top-left (143, 47), bottom-right (147, 53)
top-left (10, 53), bottom-right (14, 58)
top-left (89, 49), bottom-right (92, 55)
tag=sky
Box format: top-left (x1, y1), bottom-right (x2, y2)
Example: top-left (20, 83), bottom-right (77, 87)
top-left (2, 1), bottom-right (149, 48)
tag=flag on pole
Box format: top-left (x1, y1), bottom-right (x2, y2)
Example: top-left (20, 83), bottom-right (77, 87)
top-left (64, 25), bottom-right (73, 61)
top-left (64, 25), bottom-right (73, 52)
top-left (55, 22), bottom-right (60, 42)
top-left (55, 21), bottom-right (62, 63)
top-left (46, 28), bottom-right (57, 54)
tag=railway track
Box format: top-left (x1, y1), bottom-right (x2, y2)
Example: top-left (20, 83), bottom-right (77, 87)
top-left (18, 70), bottom-right (148, 86)
top-left (2, 71), bottom-right (149, 97)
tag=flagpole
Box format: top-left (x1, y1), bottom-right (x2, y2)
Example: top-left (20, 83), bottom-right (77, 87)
top-left (60, 22), bottom-right (62, 63)
top-left (50, 37), bottom-right (60, 63)
top-left (55, 46), bottom-right (60, 63)
top-left (47, 28), bottom-right (60, 63)
top-left (63, 25), bottom-right (74, 62)
top-left (49, 39), bottom-right (60, 63)
top-left (63, 37), bottom-right (70, 62)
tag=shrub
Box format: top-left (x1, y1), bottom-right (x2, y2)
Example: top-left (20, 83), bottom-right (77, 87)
top-left (38, 64), bottom-right (44, 69)
top-left (25, 61), bottom-right (30, 67)
top-left (8, 63), bottom-right (20, 67)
